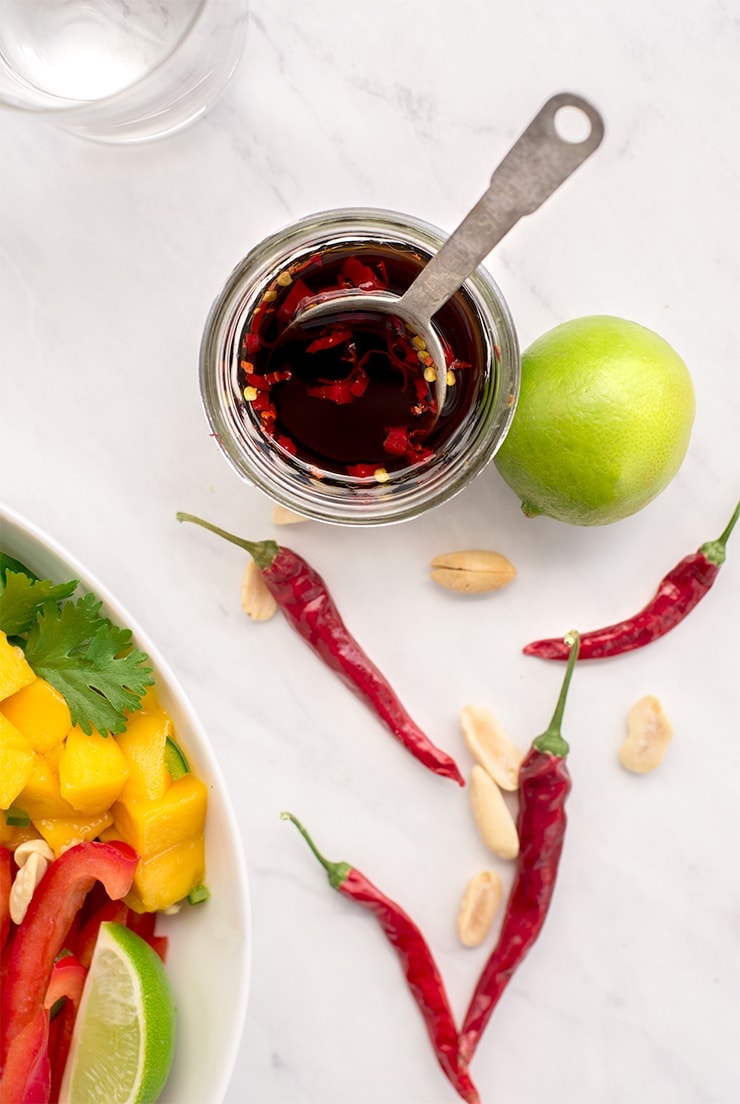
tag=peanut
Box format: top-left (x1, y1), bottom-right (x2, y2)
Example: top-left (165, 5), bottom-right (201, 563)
top-left (240, 559), bottom-right (277, 621)
top-left (430, 549), bottom-right (516, 593)
top-left (13, 839), bottom-right (54, 867)
top-left (271, 504), bottom-right (308, 525)
top-left (461, 705), bottom-right (523, 791)
top-left (457, 870), bottom-right (503, 947)
top-left (619, 695), bottom-right (673, 773)
top-left (10, 850), bottom-right (49, 925)
top-left (470, 764), bottom-right (519, 860)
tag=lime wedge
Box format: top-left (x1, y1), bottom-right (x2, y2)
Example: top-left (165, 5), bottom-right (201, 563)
top-left (59, 921), bottom-right (175, 1104)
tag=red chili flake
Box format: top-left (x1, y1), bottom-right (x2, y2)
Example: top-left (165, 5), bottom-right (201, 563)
top-left (306, 382), bottom-right (356, 405)
top-left (383, 427), bottom-right (410, 456)
top-left (244, 332), bottom-right (261, 354)
top-left (346, 463), bottom-right (377, 479)
top-left (348, 371), bottom-right (369, 398)
top-left (276, 278), bottom-right (314, 323)
top-left (406, 443), bottom-right (434, 465)
top-left (413, 377), bottom-right (432, 404)
top-left (448, 357), bottom-right (471, 373)
top-left (244, 370), bottom-right (292, 390)
top-left (251, 391), bottom-right (273, 413)
top-left (340, 256), bottom-right (387, 290)
top-left (305, 325), bottom-right (353, 353)
top-left (244, 372), bottom-right (269, 391)
top-left (276, 435), bottom-right (298, 455)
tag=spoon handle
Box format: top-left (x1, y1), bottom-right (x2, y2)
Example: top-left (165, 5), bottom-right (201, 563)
top-left (401, 92), bottom-right (605, 322)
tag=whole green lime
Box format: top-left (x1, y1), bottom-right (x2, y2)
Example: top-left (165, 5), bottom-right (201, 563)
top-left (494, 315), bottom-right (695, 525)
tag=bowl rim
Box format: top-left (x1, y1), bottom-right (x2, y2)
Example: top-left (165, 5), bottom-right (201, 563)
top-left (0, 500), bottom-right (251, 1104)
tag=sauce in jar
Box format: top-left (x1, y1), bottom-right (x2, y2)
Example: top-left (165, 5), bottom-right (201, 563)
top-left (237, 245), bottom-right (488, 481)
top-left (200, 208), bottom-right (519, 525)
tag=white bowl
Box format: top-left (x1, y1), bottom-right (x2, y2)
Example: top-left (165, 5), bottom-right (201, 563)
top-left (0, 502), bottom-right (251, 1104)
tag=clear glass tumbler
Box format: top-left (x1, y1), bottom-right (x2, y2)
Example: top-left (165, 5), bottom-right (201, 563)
top-left (0, 0), bottom-right (249, 143)
top-left (200, 208), bottom-right (520, 526)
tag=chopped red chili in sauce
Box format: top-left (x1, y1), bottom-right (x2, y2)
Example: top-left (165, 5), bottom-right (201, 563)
top-left (237, 246), bottom-right (482, 479)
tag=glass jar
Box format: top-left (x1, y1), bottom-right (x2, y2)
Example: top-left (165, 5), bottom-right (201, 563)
top-left (200, 208), bottom-right (520, 525)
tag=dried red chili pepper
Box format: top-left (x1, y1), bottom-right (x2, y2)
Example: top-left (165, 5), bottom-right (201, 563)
top-left (458, 632), bottom-right (580, 1065)
top-left (524, 500), bottom-right (739, 661)
top-left (281, 812), bottom-right (480, 1104)
top-left (177, 513), bottom-right (464, 785)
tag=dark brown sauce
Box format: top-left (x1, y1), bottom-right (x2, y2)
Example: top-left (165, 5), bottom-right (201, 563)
top-left (237, 243), bottom-right (486, 478)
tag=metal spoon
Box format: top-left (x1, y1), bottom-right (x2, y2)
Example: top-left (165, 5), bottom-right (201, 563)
top-left (286, 92), bottom-right (604, 413)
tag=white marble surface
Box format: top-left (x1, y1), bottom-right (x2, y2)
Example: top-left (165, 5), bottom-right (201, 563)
top-left (1, 2), bottom-right (739, 1102)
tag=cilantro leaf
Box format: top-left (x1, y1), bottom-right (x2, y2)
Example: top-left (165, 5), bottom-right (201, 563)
top-left (23, 592), bottom-right (154, 735)
top-left (0, 553), bottom-right (39, 582)
top-left (0, 570), bottom-right (79, 636)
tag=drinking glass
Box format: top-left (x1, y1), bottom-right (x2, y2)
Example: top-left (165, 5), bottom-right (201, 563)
top-left (0, 0), bottom-right (249, 142)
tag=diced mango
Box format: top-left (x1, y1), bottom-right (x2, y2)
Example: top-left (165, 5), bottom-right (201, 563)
top-left (17, 751), bottom-right (76, 821)
top-left (116, 709), bottom-right (172, 802)
top-left (36, 811), bottom-right (114, 857)
top-left (126, 835), bottom-right (206, 913)
top-left (0, 631), bottom-right (36, 703)
top-left (59, 726), bottom-right (129, 815)
top-left (134, 685), bottom-right (162, 714)
top-left (0, 678), bottom-right (71, 753)
top-left (0, 714), bottom-right (35, 808)
top-left (0, 819), bottom-right (39, 849)
top-left (113, 774), bottom-right (208, 857)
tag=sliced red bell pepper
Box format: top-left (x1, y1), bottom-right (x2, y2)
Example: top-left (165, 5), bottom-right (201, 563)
top-left (0, 840), bottom-right (137, 1066)
top-left (75, 898), bottom-right (129, 968)
top-left (44, 954), bottom-right (87, 1102)
top-left (147, 934), bottom-right (169, 964)
top-left (124, 907), bottom-right (156, 942)
top-left (0, 1006), bottom-right (50, 1104)
top-left (0, 847), bottom-right (11, 953)
top-left (44, 954), bottom-right (87, 1013)
top-left (125, 909), bottom-right (167, 962)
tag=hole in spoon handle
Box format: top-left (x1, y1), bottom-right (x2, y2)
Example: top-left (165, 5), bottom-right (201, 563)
top-left (488, 92), bottom-right (605, 215)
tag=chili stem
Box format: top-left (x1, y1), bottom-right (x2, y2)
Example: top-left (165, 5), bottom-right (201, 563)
top-left (176, 512), bottom-right (279, 570)
top-left (701, 498), bottom-right (740, 565)
top-left (281, 812), bottom-right (351, 889)
top-left (532, 630), bottom-right (580, 757)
